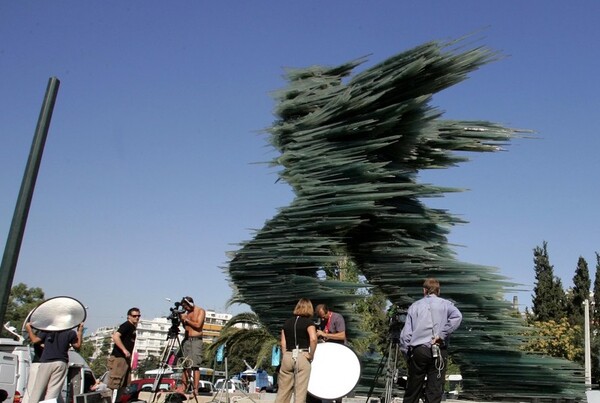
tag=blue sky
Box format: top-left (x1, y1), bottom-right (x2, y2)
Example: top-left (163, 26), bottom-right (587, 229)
top-left (1, 2), bottom-right (599, 332)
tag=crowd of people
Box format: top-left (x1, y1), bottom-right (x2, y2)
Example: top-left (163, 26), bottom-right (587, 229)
top-left (22, 296), bottom-right (206, 403)
top-left (275, 277), bottom-right (462, 403)
top-left (21, 278), bottom-right (461, 403)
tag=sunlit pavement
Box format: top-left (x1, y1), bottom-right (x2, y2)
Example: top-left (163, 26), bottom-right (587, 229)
top-left (137, 391), bottom-right (587, 403)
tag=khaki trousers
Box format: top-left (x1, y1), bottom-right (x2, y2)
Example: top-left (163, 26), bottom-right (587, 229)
top-left (29, 361), bottom-right (68, 403)
top-left (275, 351), bottom-right (311, 403)
top-left (22, 362), bottom-right (40, 403)
top-left (107, 356), bottom-right (130, 389)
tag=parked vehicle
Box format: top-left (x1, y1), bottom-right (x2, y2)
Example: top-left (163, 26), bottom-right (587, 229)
top-left (0, 329), bottom-right (96, 403)
top-left (213, 379), bottom-right (247, 394)
top-left (237, 369), bottom-right (270, 392)
top-left (0, 351), bottom-right (18, 402)
top-left (119, 378), bottom-right (177, 402)
top-left (197, 380), bottom-right (213, 396)
top-left (446, 374), bottom-right (462, 398)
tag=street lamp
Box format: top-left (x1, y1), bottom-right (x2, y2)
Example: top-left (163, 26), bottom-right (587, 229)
top-left (584, 292), bottom-right (595, 390)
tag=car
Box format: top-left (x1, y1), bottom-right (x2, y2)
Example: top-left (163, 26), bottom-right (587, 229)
top-left (119, 378), bottom-right (177, 402)
top-left (238, 369), bottom-right (270, 392)
top-left (197, 380), bottom-right (214, 396)
top-left (213, 379), bottom-right (247, 394)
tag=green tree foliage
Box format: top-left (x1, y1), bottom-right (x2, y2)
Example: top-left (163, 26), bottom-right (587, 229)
top-left (2, 283), bottom-right (44, 337)
top-left (88, 336), bottom-right (112, 377)
top-left (593, 253), bottom-right (600, 325)
top-left (523, 318), bottom-right (583, 362)
top-left (352, 288), bottom-right (388, 356)
top-left (205, 313), bottom-right (278, 376)
top-left (321, 251), bottom-right (390, 355)
top-left (135, 355), bottom-right (159, 379)
top-left (78, 338), bottom-right (95, 363)
top-left (592, 253), bottom-right (600, 386)
top-left (567, 257), bottom-right (591, 326)
top-left (524, 245), bottom-right (599, 379)
top-left (531, 242), bottom-right (567, 321)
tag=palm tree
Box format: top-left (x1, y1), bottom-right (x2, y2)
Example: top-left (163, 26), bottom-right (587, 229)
top-left (206, 312), bottom-right (278, 376)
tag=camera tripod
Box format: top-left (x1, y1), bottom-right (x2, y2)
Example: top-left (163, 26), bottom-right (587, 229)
top-left (151, 322), bottom-right (199, 403)
top-left (366, 337), bottom-right (402, 403)
top-left (366, 305), bottom-right (407, 403)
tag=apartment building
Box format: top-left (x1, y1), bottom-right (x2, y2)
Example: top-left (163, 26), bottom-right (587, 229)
top-left (86, 310), bottom-right (233, 362)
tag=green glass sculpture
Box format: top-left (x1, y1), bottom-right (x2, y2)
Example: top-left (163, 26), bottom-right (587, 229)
top-left (227, 38), bottom-right (583, 399)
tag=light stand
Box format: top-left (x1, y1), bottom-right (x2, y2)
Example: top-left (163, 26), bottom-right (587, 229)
top-left (211, 344), bottom-right (230, 403)
top-left (210, 344), bottom-right (257, 403)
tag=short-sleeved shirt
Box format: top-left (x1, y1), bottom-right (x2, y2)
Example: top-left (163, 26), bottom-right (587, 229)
top-left (110, 320), bottom-right (137, 358)
top-left (38, 329), bottom-right (77, 363)
top-left (282, 316), bottom-right (315, 350)
top-left (32, 340), bottom-right (44, 363)
top-left (319, 311), bottom-right (346, 344)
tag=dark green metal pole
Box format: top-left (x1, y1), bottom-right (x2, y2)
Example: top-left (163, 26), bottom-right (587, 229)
top-left (0, 77), bottom-right (60, 324)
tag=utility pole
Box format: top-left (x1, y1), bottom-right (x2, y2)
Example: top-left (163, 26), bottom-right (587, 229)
top-left (584, 293), bottom-right (595, 390)
top-left (0, 77), bottom-right (60, 324)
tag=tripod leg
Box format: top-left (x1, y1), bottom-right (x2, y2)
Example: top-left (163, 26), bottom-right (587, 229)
top-left (383, 342), bottom-right (400, 403)
top-left (366, 346), bottom-right (388, 401)
top-left (151, 336), bottom-right (180, 403)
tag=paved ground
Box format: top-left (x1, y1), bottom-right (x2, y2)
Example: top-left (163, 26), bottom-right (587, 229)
top-left (137, 390), bottom-right (592, 403)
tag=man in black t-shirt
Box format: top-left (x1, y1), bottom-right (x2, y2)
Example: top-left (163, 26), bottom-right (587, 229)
top-left (107, 307), bottom-right (140, 397)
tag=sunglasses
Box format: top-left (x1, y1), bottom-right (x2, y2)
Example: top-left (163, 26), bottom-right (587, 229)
top-left (130, 314), bottom-right (141, 318)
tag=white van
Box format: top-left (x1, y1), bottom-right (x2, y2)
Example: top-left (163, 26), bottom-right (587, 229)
top-left (0, 334), bottom-right (97, 403)
top-left (213, 379), bottom-right (247, 394)
top-left (0, 351), bottom-right (18, 401)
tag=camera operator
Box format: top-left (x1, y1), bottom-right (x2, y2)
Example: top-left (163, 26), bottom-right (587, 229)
top-left (400, 278), bottom-right (462, 403)
top-left (179, 296), bottom-right (206, 394)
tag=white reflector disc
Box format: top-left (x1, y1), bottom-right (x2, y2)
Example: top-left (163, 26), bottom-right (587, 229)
top-left (29, 296), bottom-right (87, 331)
top-left (308, 342), bottom-right (361, 399)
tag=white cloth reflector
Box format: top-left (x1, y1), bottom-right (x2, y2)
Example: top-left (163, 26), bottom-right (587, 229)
top-left (308, 342), bottom-right (361, 399)
top-left (29, 296), bottom-right (87, 331)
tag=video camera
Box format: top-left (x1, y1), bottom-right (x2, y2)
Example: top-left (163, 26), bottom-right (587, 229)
top-left (167, 301), bottom-right (186, 322)
top-left (165, 301), bottom-right (186, 339)
top-left (387, 304), bottom-right (407, 344)
top-left (387, 304), bottom-right (406, 326)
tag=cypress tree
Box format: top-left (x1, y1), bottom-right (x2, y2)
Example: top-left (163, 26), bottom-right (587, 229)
top-left (591, 253), bottom-right (600, 385)
top-left (568, 256), bottom-right (591, 326)
top-left (532, 242), bottom-right (566, 321)
top-left (592, 253), bottom-right (600, 325)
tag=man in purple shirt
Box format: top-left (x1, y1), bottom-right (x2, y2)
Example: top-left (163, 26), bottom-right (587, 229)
top-left (400, 278), bottom-right (462, 403)
top-left (315, 304), bottom-right (346, 344)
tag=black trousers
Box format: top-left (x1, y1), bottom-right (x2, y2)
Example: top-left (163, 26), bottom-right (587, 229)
top-left (403, 345), bottom-right (447, 403)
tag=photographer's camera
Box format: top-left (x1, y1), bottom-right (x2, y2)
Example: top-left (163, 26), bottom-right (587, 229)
top-left (165, 301), bottom-right (186, 339)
